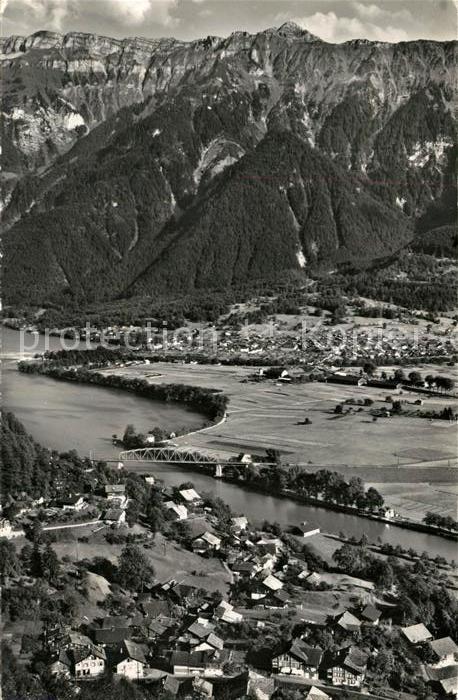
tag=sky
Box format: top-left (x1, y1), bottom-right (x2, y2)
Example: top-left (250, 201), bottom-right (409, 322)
top-left (1, 0), bottom-right (456, 44)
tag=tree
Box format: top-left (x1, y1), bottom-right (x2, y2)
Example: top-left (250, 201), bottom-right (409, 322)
top-left (0, 539), bottom-right (20, 581)
top-left (334, 404), bottom-right (344, 414)
top-left (364, 487), bottom-right (384, 511)
top-left (42, 543), bottom-right (60, 583)
top-left (408, 371), bottom-right (422, 385)
top-left (125, 500), bottom-right (140, 527)
top-left (363, 361), bottom-right (377, 376)
top-left (393, 369), bottom-right (405, 381)
top-left (117, 544), bottom-right (154, 592)
top-left (441, 377), bottom-right (455, 394)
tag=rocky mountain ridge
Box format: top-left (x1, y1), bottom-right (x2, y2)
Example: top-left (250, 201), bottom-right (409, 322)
top-left (2, 26), bottom-right (456, 305)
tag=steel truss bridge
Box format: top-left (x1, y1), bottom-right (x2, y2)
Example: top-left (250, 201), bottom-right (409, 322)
top-left (118, 446), bottom-right (275, 468)
top-left (120, 446), bottom-right (220, 465)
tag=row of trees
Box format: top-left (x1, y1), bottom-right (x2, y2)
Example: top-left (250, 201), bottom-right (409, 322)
top-left (242, 464), bottom-right (384, 511)
top-left (18, 361), bottom-right (229, 422)
top-left (423, 512), bottom-right (457, 532)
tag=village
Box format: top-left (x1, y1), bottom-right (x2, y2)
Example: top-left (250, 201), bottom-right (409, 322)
top-left (1, 452), bottom-right (457, 700)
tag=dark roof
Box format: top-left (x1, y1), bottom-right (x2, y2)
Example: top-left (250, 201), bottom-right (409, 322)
top-left (170, 650), bottom-right (210, 668)
top-left (187, 621), bottom-right (211, 639)
top-left (272, 589), bottom-right (290, 603)
top-left (274, 640), bottom-right (323, 667)
top-left (114, 640), bottom-right (146, 664)
top-left (70, 646), bottom-right (106, 664)
top-left (140, 600), bottom-right (170, 618)
top-left (100, 615), bottom-right (132, 629)
top-left (331, 646), bottom-right (368, 675)
top-left (163, 675), bottom-right (194, 696)
top-left (361, 604), bottom-right (381, 622)
top-left (94, 627), bottom-right (131, 644)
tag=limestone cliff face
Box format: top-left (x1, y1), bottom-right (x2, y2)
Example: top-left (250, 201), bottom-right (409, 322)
top-left (2, 25), bottom-right (456, 305)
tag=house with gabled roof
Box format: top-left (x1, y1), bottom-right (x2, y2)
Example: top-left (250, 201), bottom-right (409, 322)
top-left (165, 501), bottom-right (188, 521)
top-left (109, 640), bottom-right (148, 679)
top-left (262, 574), bottom-right (283, 592)
top-left (178, 488), bottom-right (203, 506)
top-left (305, 687), bottom-right (331, 700)
top-left (72, 646), bottom-right (106, 678)
top-left (360, 604), bottom-right (381, 625)
top-left (271, 639), bottom-right (323, 678)
top-left (326, 646), bottom-right (368, 687)
top-left (334, 610), bottom-right (361, 633)
top-left (401, 623), bottom-right (433, 645)
top-left (192, 531), bottom-right (221, 553)
top-left (428, 637), bottom-right (458, 667)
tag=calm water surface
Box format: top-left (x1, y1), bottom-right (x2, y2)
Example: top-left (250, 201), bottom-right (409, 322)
top-left (2, 327), bottom-right (457, 561)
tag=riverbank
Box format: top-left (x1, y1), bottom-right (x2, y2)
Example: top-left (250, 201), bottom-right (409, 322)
top-left (131, 457), bottom-right (458, 544)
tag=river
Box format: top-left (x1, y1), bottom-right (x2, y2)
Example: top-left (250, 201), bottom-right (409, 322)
top-left (2, 327), bottom-right (456, 561)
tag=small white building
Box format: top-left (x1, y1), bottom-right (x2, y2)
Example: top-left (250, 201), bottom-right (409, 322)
top-left (165, 501), bottom-right (188, 521)
top-left (113, 641), bottom-right (147, 679)
top-left (73, 647), bottom-right (106, 678)
top-left (0, 518), bottom-right (24, 539)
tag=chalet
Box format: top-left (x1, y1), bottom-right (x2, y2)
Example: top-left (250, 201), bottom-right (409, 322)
top-left (306, 572), bottom-right (321, 586)
top-left (195, 671), bottom-right (249, 699)
top-left (170, 650), bottom-right (224, 677)
top-left (360, 604), bottom-right (381, 625)
top-left (194, 632), bottom-right (225, 653)
top-left (192, 531), bottom-right (221, 553)
top-left (49, 650), bottom-right (72, 677)
top-left (334, 611), bottom-right (361, 633)
top-left (72, 646), bottom-right (106, 678)
top-left (58, 495), bottom-right (86, 512)
top-left (103, 508), bottom-right (126, 527)
top-left (231, 516), bottom-right (249, 532)
top-left (438, 675), bottom-right (458, 697)
top-left (47, 630), bottom-right (93, 651)
top-left (305, 687), bottom-right (331, 700)
top-left (326, 646), bottom-right (368, 687)
top-left (262, 574), bottom-right (283, 592)
top-left (231, 560), bottom-right (258, 579)
top-left (104, 484), bottom-right (126, 500)
top-left (271, 640), bottom-right (323, 678)
top-left (401, 623), bottom-right (433, 645)
top-left (428, 637), bottom-right (458, 667)
top-left (140, 599), bottom-right (171, 619)
top-left (268, 589), bottom-right (291, 608)
top-left (165, 501), bottom-right (188, 521)
top-left (110, 640), bottom-right (147, 679)
top-left (292, 521), bottom-right (320, 538)
top-left (94, 627), bottom-right (131, 645)
top-left (214, 601), bottom-right (243, 624)
top-left (178, 488), bottom-right (203, 506)
top-left (162, 675), bottom-right (194, 698)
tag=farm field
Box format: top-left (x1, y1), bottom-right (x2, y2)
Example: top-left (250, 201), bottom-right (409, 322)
top-left (103, 363), bottom-right (458, 518)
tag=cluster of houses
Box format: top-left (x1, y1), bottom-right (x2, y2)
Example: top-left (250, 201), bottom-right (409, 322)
top-left (44, 579), bottom-right (375, 697)
top-left (401, 623), bottom-right (458, 697)
top-left (0, 484), bottom-right (132, 535)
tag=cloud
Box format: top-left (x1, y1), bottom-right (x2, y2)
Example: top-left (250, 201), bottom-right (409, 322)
top-left (352, 2), bottom-right (411, 23)
top-left (3, 0), bottom-right (178, 33)
top-left (292, 10), bottom-right (409, 43)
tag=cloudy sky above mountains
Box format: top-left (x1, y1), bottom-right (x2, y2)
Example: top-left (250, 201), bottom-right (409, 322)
top-left (1, 0), bottom-right (456, 43)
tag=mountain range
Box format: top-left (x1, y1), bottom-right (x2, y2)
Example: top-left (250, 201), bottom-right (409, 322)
top-left (2, 24), bottom-right (456, 306)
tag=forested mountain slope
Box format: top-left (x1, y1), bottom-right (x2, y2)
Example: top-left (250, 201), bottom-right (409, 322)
top-left (2, 24), bottom-right (455, 305)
